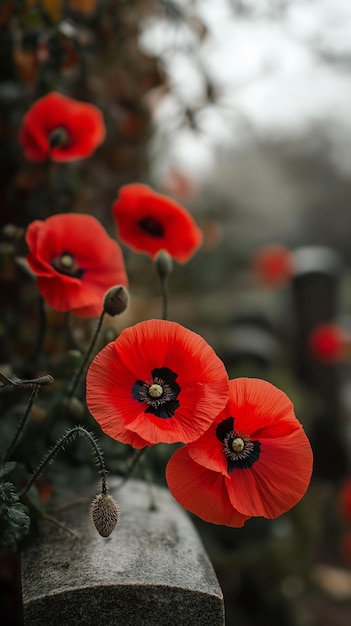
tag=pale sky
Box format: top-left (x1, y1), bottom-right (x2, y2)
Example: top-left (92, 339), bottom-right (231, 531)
top-left (140, 0), bottom-right (351, 180)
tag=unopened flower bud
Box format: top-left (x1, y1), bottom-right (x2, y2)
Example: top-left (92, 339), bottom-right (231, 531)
top-left (103, 285), bottom-right (129, 317)
top-left (91, 493), bottom-right (120, 537)
top-left (155, 250), bottom-right (173, 279)
top-left (67, 350), bottom-right (83, 370)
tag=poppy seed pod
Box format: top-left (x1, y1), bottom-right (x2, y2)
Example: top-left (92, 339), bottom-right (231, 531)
top-left (91, 493), bottom-right (120, 537)
top-left (103, 285), bottom-right (129, 317)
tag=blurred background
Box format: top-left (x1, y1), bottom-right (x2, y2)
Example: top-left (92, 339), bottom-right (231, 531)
top-left (2, 1), bottom-right (351, 624)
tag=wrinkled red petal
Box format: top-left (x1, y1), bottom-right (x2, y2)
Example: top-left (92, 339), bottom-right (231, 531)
top-left (186, 378), bottom-right (303, 474)
top-left (112, 183), bottom-right (203, 263)
top-left (86, 319), bottom-right (229, 445)
top-left (226, 378), bottom-right (299, 438)
top-left (26, 213), bottom-right (127, 317)
top-left (225, 428), bottom-right (313, 518)
top-left (186, 420), bottom-right (227, 474)
top-left (166, 447), bottom-right (249, 527)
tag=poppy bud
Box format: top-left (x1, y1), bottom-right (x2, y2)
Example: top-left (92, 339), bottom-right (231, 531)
top-left (91, 493), bottom-right (120, 537)
top-left (155, 250), bottom-right (173, 279)
top-left (103, 285), bottom-right (129, 317)
top-left (67, 349), bottom-right (83, 369)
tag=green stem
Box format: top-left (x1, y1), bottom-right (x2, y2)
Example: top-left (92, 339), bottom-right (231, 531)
top-left (68, 311), bottom-right (105, 398)
top-left (3, 385), bottom-right (39, 462)
top-left (159, 275), bottom-right (168, 321)
top-left (64, 311), bottom-right (80, 350)
top-left (20, 426), bottom-right (107, 499)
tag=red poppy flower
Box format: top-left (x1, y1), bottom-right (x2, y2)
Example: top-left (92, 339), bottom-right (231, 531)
top-left (111, 183), bottom-right (203, 262)
top-left (339, 478), bottom-right (351, 522)
top-left (86, 319), bottom-right (229, 448)
top-left (26, 213), bottom-right (127, 317)
top-left (166, 378), bottom-right (313, 527)
top-left (309, 323), bottom-right (349, 363)
top-left (252, 244), bottom-right (295, 286)
top-left (19, 91), bottom-right (105, 162)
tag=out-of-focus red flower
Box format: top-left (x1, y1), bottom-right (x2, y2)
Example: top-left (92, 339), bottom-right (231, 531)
top-left (19, 92), bottom-right (105, 162)
top-left (309, 323), bottom-right (349, 363)
top-left (340, 529), bottom-right (351, 566)
top-left (252, 244), bottom-right (295, 286)
top-left (166, 378), bottom-right (313, 527)
top-left (112, 183), bottom-right (203, 263)
top-left (26, 213), bottom-right (127, 317)
top-left (339, 478), bottom-right (351, 522)
top-left (86, 319), bottom-right (229, 448)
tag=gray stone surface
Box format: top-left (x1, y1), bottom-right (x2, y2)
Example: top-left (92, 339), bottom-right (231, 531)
top-left (21, 479), bottom-right (225, 625)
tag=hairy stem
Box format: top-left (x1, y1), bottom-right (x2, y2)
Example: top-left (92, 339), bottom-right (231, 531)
top-left (68, 311), bottom-right (105, 398)
top-left (20, 425), bottom-right (107, 498)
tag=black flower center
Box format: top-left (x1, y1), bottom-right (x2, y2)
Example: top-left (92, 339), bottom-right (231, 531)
top-left (138, 216), bottom-right (165, 238)
top-left (49, 126), bottom-right (70, 149)
top-left (216, 417), bottom-right (260, 473)
top-left (132, 366), bottom-right (180, 419)
top-left (51, 252), bottom-right (85, 278)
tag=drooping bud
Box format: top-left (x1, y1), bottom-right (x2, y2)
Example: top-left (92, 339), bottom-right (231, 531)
top-left (90, 493), bottom-right (120, 537)
top-left (155, 249), bottom-right (173, 279)
top-left (103, 285), bottom-right (129, 317)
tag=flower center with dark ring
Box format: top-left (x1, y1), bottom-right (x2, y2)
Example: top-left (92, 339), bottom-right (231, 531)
top-left (216, 416), bottom-right (260, 472)
top-left (132, 367), bottom-right (180, 419)
top-left (137, 216), bottom-right (165, 238)
top-left (49, 126), bottom-right (70, 149)
top-left (51, 252), bottom-right (85, 278)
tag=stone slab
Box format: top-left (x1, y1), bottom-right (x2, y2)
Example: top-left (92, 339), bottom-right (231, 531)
top-left (21, 479), bottom-right (225, 625)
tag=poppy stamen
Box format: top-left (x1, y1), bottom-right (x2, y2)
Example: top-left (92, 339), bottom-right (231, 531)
top-left (224, 430), bottom-right (255, 463)
top-left (137, 378), bottom-right (171, 407)
top-left (49, 126), bottom-right (70, 149)
top-left (51, 252), bottom-right (85, 279)
top-left (216, 417), bottom-right (261, 472)
top-left (138, 216), bottom-right (164, 238)
top-left (148, 383), bottom-right (164, 398)
top-left (132, 366), bottom-right (181, 419)
top-left (232, 437), bottom-right (245, 453)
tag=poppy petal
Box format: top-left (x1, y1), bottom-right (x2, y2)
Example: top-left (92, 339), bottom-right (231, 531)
top-left (225, 428), bottom-right (313, 518)
top-left (86, 319), bottom-right (229, 446)
top-left (226, 378), bottom-right (300, 438)
top-left (19, 92), bottom-right (105, 162)
top-left (166, 447), bottom-right (249, 527)
top-left (112, 183), bottom-right (203, 263)
top-left (26, 213), bottom-right (127, 317)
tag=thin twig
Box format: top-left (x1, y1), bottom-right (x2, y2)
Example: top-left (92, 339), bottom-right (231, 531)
top-left (3, 385), bottom-right (40, 462)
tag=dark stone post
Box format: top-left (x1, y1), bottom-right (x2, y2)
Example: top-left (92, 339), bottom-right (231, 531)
top-left (291, 245), bottom-right (348, 480)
